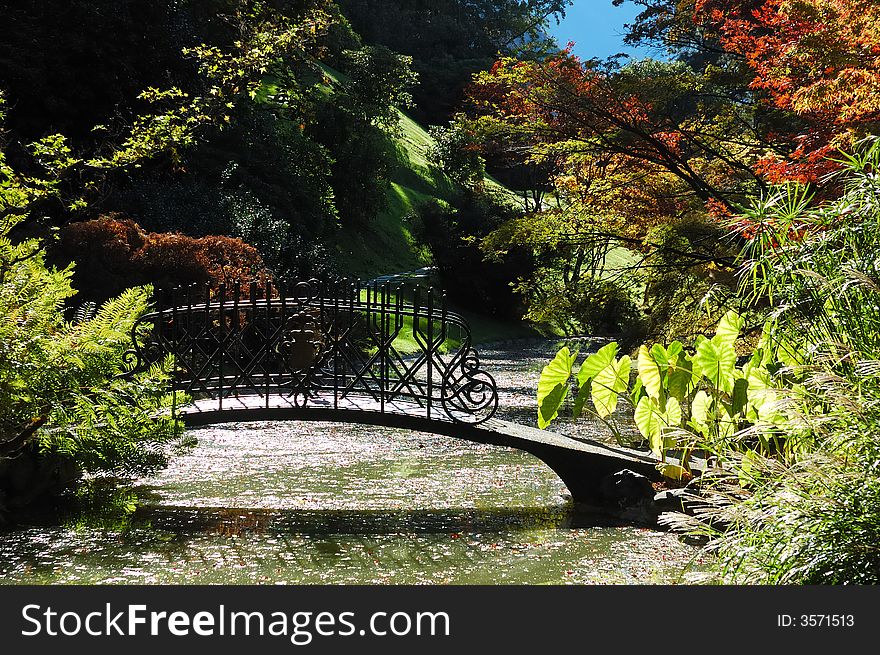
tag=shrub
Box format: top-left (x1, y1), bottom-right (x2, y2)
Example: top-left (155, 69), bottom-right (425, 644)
top-left (49, 215), bottom-right (267, 304)
top-left (536, 140), bottom-right (880, 583)
top-left (1, 233), bottom-right (184, 510)
top-left (414, 193), bottom-right (531, 320)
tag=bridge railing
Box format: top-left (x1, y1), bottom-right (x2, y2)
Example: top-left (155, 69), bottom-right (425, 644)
top-left (122, 278), bottom-right (498, 424)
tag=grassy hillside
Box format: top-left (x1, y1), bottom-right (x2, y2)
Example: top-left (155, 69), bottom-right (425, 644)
top-left (334, 109), bottom-right (453, 277)
top-left (315, 65), bottom-right (536, 343)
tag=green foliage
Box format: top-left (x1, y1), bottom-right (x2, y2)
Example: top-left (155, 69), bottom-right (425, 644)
top-left (0, 2), bottom-right (335, 228)
top-left (413, 190), bottom-right (531, 319)
top-left (537, 310), bottom-right (792, 469)
top-left (1, 68), bottom-right (185, 509)
top-left (688, 139), bottom-right (880, 584)
top-left (0, 236), bottom-right (184, 478)
top-left (637, 219), bottom-right (740, 344)
top-left (2, 2), bottom-right (407, 282)
top-left (340, 45), bottom-right (418, 130)
top-left (537, 346), bottom-right (578, 429)
top-left (428, 117), bottom-right (487, 188)
top-left (480, 207), bottom-right (648, 339)
top-left (575, 343), bottom-right (632, 420)
top-left (337, 0), bottom-right (570, 124)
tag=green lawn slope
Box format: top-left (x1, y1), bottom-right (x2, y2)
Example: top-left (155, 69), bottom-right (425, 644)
top-left (318, 64), bottom-right (539, 343)
top-left (334, 109), bottom-right (454, 278)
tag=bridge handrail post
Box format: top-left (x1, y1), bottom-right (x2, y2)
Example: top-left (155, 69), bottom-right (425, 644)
top-left (258, 279), bottom-right (272, 409)
top-left (233, 281), bottom-right (242, 401)
top-left (379, 280), bottom-right (387, 414)
top-left (218, 283), bottom-right (226, 410)
top-left (332, 284), bottom-right (340, 410)
top-left (171, 291), bottom-right (178, 418)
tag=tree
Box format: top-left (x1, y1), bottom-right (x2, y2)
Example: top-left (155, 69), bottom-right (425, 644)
top-left (461, 49), bottom-right (759, 337)
top-left (693, 0), bottom-right (880, 183)
top-left (0, 1), bottom-right (335, 508)
top-left (49, 216), bottom-right (268, 305)
top-left (466, 51), bottom-right (771, 222)
top-left (0, 0), bottom-right (335, 233)
top-left (336, 0), bottom-right (571, 123)
top-left (458, 0), bottom-right (880, 337)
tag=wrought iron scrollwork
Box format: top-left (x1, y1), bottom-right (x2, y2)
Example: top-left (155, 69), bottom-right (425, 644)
top-left (122, 278), bottom-right (499, 424)
top-left (440, 347), bottom-right (499, 424)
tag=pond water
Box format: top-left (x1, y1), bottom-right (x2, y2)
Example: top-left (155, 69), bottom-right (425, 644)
top-left (0, 342), bottom-right (706, 585)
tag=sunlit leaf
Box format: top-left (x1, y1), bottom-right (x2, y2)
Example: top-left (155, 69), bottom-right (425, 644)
top-left (638, 344), bottom-right (663, 399)
top-left (690, 390), bottom-right (711, 434)
top-left (577, 342), bottom-right (618, 387)
top-left (635, 395), bottom-right (682, 456)
top-left (537, 346), bottom-right (577, 429)
top-left (650, 343), bottom-right (669, 371)
top-left (666, 355), bottom-right (696, 401)
top-left (591, 355), bottom-right (631, 418)
top-left (694, 336), bottom-right (737, 394)
top-left (715, 310), bottom-right (743, 347)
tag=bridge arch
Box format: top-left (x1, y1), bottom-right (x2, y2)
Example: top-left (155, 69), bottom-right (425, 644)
top-left (124, 278), bottom-right (661, 507)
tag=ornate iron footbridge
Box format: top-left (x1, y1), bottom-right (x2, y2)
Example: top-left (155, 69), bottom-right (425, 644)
top-left (123, 278), bottom-right (660, 505)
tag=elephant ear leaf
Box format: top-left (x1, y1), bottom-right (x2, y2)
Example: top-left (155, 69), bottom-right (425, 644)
top-left (573, 343), bottom-right (618, 419)
top-left (694, 336), bottom-right (737, 394)
top-left (577, 342), bottom-right (618, 387)
top-left (537, 347), bottom-right (577, 429)
top-left (638, 345), bottom-right (663, 399)
top-left (650, 343), bottom-right (669, 371)
top-left (572, 380), bottom-right (591, 420)
top-left (666, 355), bottom-right (696, 401)
top-left (715, 310), bottom-right (743, 348)
top-left (666, 341), bottom-right (684, 360)
top-left (630, 377), bottom-right (646, 405)
top-left (634, 396), bottom-right (682, 457)
top-left (731, 376), bottom-right (750, 416)
top-left (591, 355), bottom-right (631, 418)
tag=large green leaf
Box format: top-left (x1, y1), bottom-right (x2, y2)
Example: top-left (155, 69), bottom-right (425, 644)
top-left (715, 310), bottom-right (744, 347)
top-left (591, 355), bottom-right (632, 418)
top-left (666, 341), bottom-right (684, 360)
top-left (694, 336), bottom-right (737, 394)
top-left (637, 345), bottom-right (663, 399)
top-left (634, 395), bottom-right (682, 456)
top-left (537, 347), bottom-right (577, 429)
top-left (690, 389), bottom-right (711, 430)
top-left (629, 376), bottom-right (646, 406)
top-left (659, 463), bottom-right (690, 482)
top-left (775, 336), bottom-right (805, 368)
top-left (666, 355), bottom-right (696, 401)
top-left (574, 343), bottom-right (620, 418)
top-left (571, 379), bottom-right (591, 420)
top-left (577, 342), bottom-right (618, 387)
top-left (650, 343), bottom-right (670, 371)
top-left (731, 376), bottom-right (750, 416)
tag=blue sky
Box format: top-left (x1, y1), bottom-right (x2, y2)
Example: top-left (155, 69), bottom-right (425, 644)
top-left (548, 1), bottom-right (654, 61)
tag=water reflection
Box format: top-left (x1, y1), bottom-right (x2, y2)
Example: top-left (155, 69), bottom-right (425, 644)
top-left (0, 504), bottom-right (704, 585)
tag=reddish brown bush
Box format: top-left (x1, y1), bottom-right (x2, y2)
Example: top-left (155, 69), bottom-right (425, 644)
top-left (50, 215), bottom-right (267, 304)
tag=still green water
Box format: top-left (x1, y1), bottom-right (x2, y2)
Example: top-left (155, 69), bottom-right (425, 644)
top-left (0, 343), bottom-right (705, 585)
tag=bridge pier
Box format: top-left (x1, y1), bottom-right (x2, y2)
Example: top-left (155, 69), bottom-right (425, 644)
top-left (460, 420), bottom-right (663, 521)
